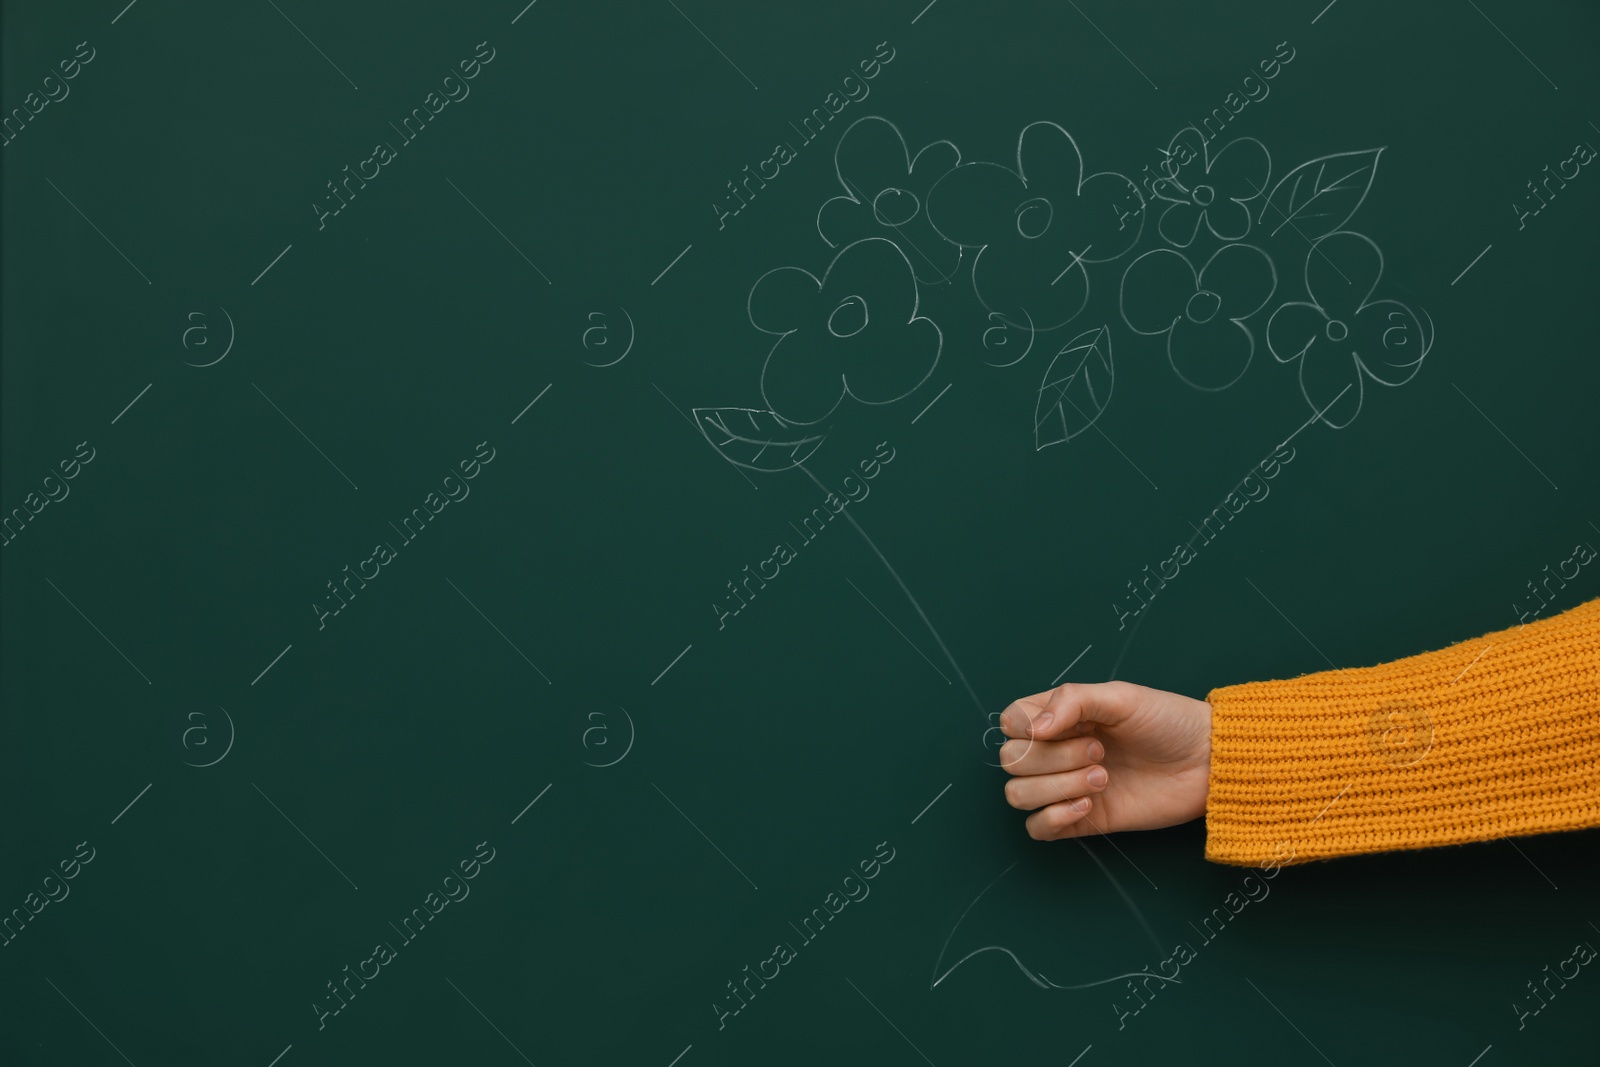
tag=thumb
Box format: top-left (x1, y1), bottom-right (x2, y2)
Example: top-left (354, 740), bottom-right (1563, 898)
top-left (1002, 682), bottom-right (1137, 740)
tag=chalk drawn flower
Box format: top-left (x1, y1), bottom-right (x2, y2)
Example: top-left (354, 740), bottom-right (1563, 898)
top-left (925, 121), bottom-right (1142, 332)
top-left (1266, 231), bottom-right (1433, 429)
top-left (750, 237), bottom-right (942, 426)
top-left (816, 116), bottom-right (963, 286)
top-left (1152, 128), bottom-right (1271, 248)
top-left (1119, 243), bottom-right (1277, 392)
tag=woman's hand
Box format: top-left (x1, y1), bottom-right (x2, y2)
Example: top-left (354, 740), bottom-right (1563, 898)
top-left (997, 681), bottom-right (1212, 841)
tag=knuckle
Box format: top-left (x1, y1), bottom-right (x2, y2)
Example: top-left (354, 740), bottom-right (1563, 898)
top-left (1105, 679), bottom-right (1139, 702)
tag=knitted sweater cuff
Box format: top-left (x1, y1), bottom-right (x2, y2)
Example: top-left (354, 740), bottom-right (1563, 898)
top-left (1203, 598), bottom-right (1600, 867)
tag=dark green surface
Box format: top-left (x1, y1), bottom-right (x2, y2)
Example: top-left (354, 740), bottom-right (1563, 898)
top-left (3, 1), bottom-right (1597, 1064)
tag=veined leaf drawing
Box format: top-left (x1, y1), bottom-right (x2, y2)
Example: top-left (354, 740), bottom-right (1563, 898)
top-left (695, 407), bottom-right (827, 471)
top-left (1256, 148), bottom-right (1383, 240)
top-left (1035, 325), bottom-right (1114, 450)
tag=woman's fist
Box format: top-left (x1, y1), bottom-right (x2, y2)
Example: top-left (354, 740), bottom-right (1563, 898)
top-left (998, 681), bottom-right (1213, 841)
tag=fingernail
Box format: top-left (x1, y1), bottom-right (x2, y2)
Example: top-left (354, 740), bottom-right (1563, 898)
top-left (1087, 740), bottom-right (1105, 761)
top-left (1071, 797), bottom-right (1090, 812)
top-left (1087, 766), bottom-right (1108, 788)
top-left (1030, 712), bottom-right (1053, 736)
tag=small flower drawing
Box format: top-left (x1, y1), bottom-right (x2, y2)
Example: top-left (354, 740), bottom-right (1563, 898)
top-left (816, 115), bottom-right (964, 286)
top-left (925, 121), bottom-right (1142, 332)
top-left (1119, 243), bottom-right (1277, 392)
top-left (749, 237), bottom-right (943, 426)
top-left (1266, 230), bottom-right (1433, 428)
top-left (1151, 127), bottom-right (1272, 248)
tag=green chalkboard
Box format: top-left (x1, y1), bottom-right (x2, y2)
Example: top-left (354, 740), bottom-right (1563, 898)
top-left (3, 1), bottom-right (1597, 1064)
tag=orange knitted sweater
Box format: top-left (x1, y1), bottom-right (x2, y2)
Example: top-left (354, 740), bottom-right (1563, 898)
top-left (1204, 597), bottom-right (1600, 866)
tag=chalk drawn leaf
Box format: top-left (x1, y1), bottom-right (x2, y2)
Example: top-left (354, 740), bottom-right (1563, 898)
top-left (1257, 149), bottom-right (1383, 240)
top-left (695, 407), bottom-right (827, 471)
top-left (1034, 326), bottom-right (1113, 450)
